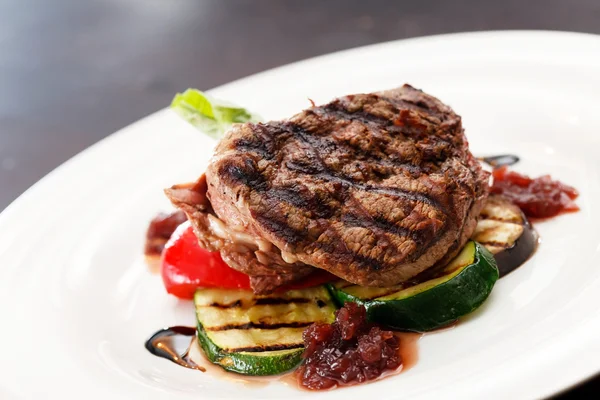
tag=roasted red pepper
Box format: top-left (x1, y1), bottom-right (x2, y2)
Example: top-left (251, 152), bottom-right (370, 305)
top-left (161, 222), bottom-right (251, 299)
top-left (161, 221), bottom-right (335, 299)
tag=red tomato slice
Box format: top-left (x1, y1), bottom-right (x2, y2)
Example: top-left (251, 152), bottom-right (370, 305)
top-left (160, 222), bottom-right (336, 299)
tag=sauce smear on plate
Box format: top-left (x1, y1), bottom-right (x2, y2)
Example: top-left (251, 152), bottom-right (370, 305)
top-left (145, 326), bottom-right (206, 372)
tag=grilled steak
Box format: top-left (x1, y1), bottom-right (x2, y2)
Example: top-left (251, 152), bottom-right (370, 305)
top-left (167, 84), bottom-right (489, 292)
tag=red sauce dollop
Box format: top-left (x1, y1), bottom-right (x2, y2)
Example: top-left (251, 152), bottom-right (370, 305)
top-left (491, 166), bottom-right (579, 218)
top-left (297, 303), bottom-right (401, 390)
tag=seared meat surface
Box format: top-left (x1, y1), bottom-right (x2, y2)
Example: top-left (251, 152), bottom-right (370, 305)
top-left (168, 84), bottom-right (489, 292)
top-left (165, 176), bottom-right (314, 293)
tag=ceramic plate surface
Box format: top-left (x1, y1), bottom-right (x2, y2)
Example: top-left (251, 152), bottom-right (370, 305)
top-left (1, 31), bottom-right (600, 400)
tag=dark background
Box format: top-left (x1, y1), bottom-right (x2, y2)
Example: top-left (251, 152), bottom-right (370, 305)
top-left (1, 0), bottom-right (598, 397)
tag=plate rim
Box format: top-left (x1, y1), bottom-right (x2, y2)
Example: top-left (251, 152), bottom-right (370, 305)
top-left (2, 30), bottom-right (600, 399)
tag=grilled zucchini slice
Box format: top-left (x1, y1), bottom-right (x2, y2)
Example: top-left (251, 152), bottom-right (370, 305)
top-left (194, 286), bottom-right (336, 375)
top-left (472, 195), bottom-right (538, 277)
top-left (328, 241), bottom-right (498, 332)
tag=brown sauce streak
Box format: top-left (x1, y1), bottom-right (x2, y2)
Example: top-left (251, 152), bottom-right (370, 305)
top-left (479, 154), bottom-right (520, 168)
top-left (145, 326), bottom-right (206, 372)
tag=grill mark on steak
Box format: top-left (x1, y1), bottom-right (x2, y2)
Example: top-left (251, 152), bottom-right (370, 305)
top-left (341, 209), bottom-right (434, 253)
top-left (235, 115), bottom-right (445, 218)
top-left (231, 123), bottom-right (289, 161)
top-left (305, 108), bottom-right (427, 176)
top-left (267, 185), bottom-right (339, 219)
top-left (251, 207), bottom-right (309, 247)
top-left (272, 118), bottom-right (451, 267)
top-left (323, 97), bottom-right (456, 148)
top-left (341, 212), bottom-right (410, 239)
top-left (284, 122), bottom-right (446, 211)
top-left (344, 191), bottom-right (445, 264)
top-left (349, 254), bottom-right (386, 271)
top-left (219, 157), bottom-right (269, 192)
top-left (323, 96), bottom-right (431, 126)
top-left (233, 138), bottom-right (274, 160)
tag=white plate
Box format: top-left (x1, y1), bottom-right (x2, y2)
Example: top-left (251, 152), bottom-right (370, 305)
top-left (1, 31), bottom-right (600, 400)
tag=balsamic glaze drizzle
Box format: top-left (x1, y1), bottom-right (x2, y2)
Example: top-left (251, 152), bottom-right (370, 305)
top-left (145, 326), bottom-right (205, 372)
top-left (479, 154), bottom-right (520, 168)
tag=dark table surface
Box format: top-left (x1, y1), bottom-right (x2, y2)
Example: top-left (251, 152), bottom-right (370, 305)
top-left (1, 0), bottom-right (599, 397)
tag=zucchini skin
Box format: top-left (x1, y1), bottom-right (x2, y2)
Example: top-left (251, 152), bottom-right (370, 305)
top-left (328, 242), bottom-right (499, 332)
top-left (195, 321), bottom-right (304, 376)
top-left (194, 286), bottom-right (335, 376)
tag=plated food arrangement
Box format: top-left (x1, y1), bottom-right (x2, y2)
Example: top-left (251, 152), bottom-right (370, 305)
top-left (145, 85), bottom-right (579, 390)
